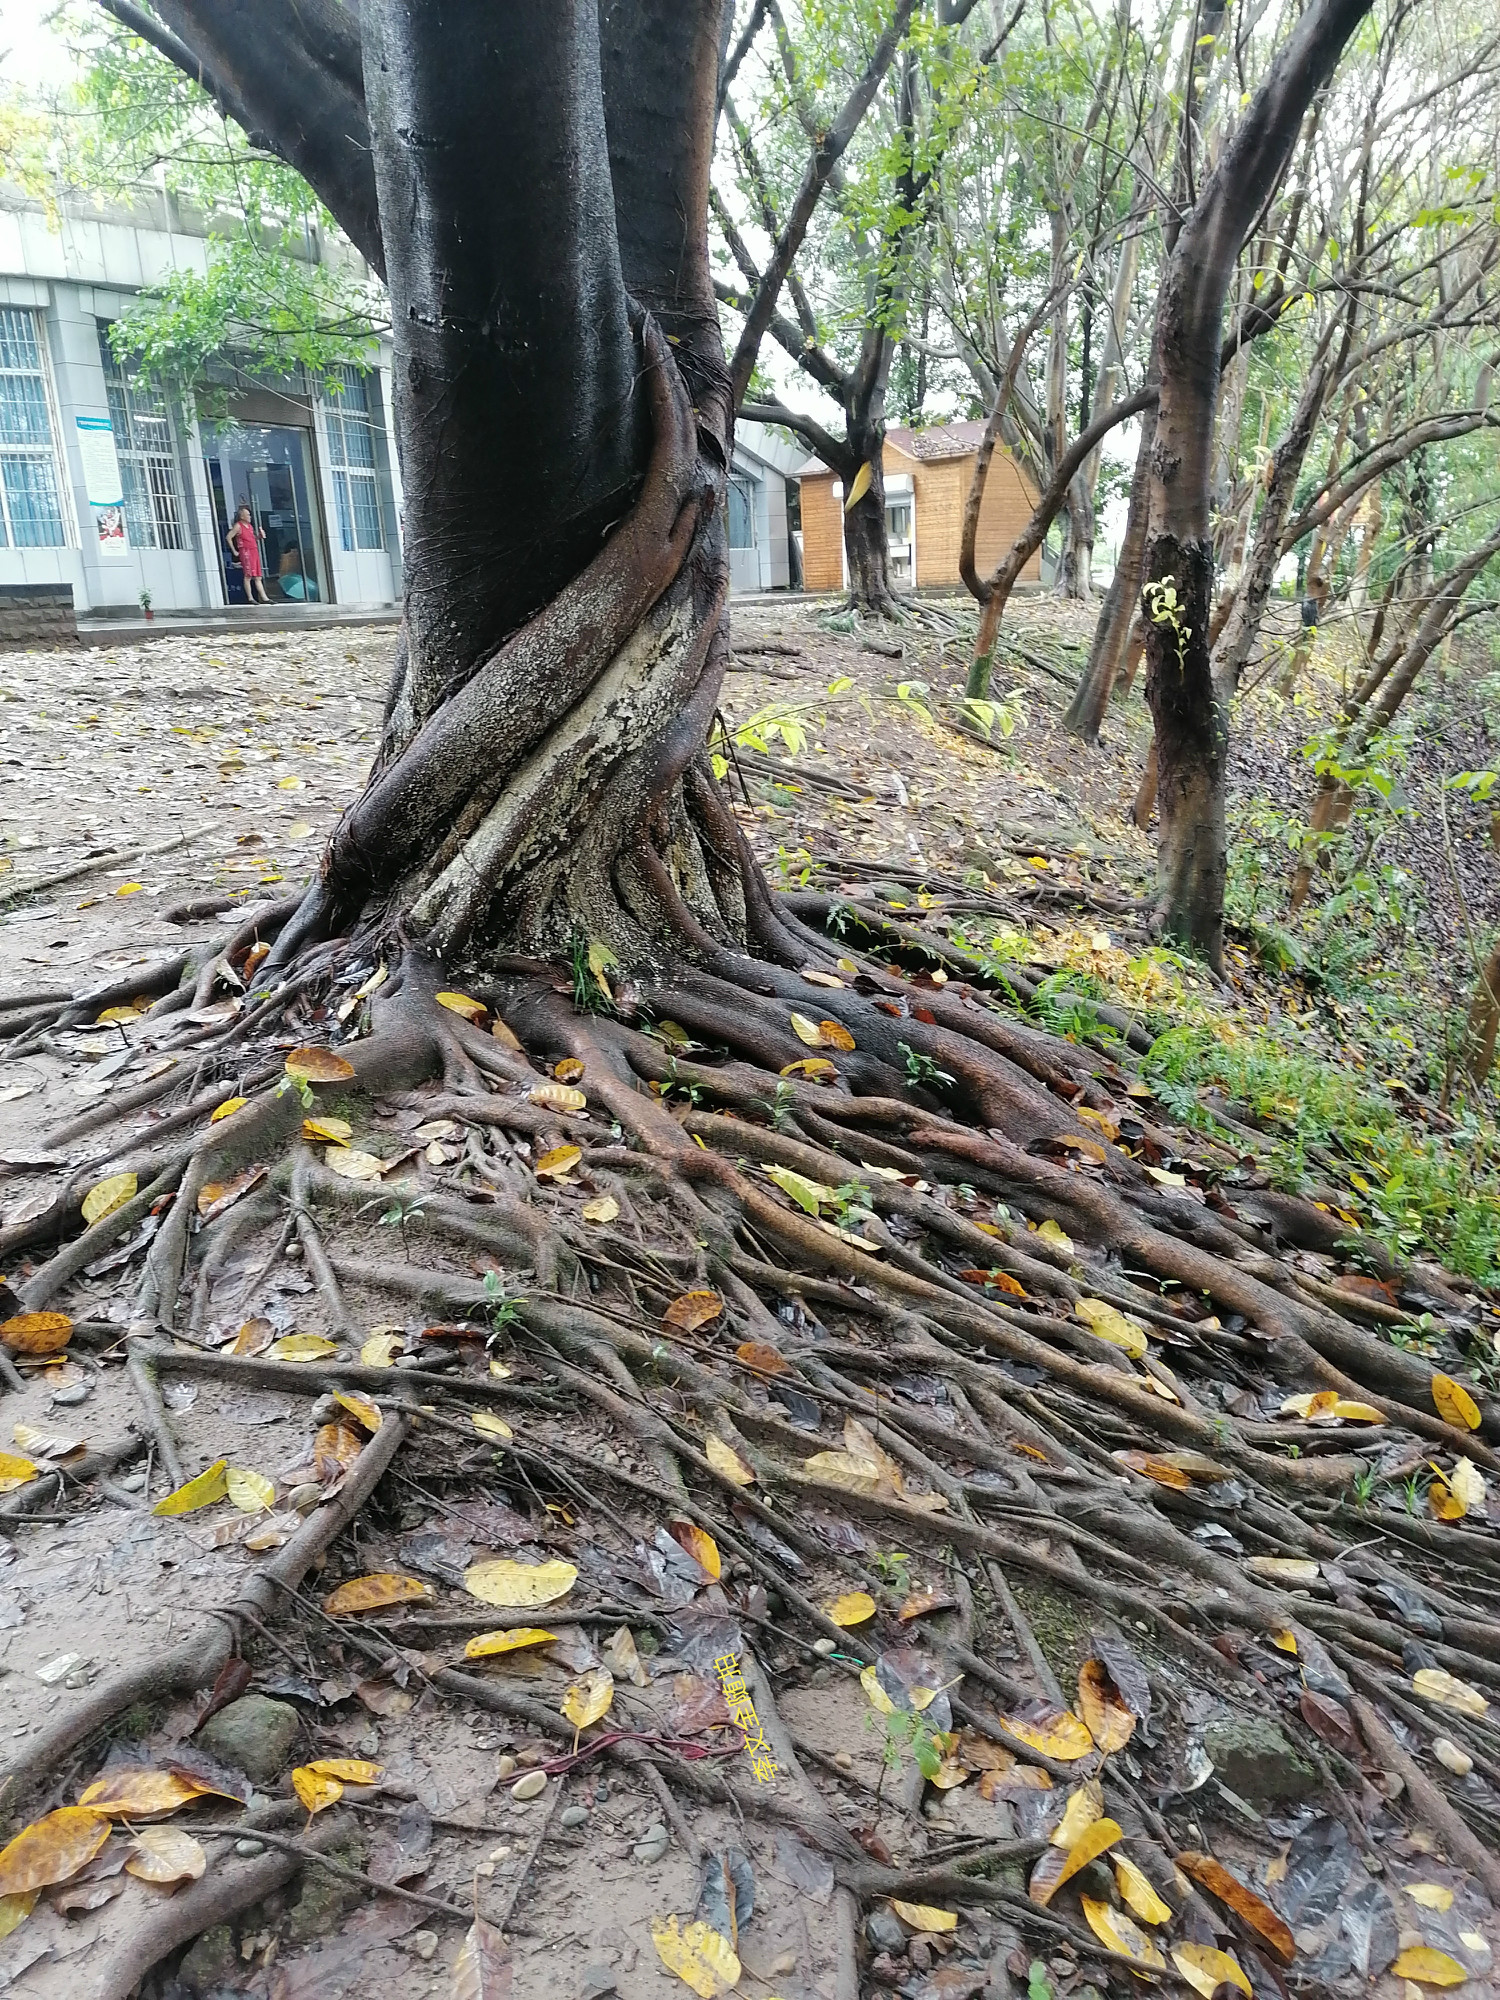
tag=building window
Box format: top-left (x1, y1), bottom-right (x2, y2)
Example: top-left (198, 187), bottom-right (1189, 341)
top-left (0, 308), bottom-right (66, 548)
top-left (325, 367), bottom-right (385, 551)
top-left (96, 327), bottom-right (186, 551)
top-left (727, 474), bottom-right (756, 549)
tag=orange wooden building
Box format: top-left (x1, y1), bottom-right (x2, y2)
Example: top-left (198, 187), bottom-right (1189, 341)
top-left (797, 421), bottom-right (1043, 593)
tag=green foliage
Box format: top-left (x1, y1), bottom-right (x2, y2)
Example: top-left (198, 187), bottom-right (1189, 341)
top-left (898, 1042), bottom-right (954, 1089)
top-left (1142, 1022), bottom-right (1500, 1283)
top-left (53, 6), bottom-right (383, 386)
top-left (108, 234), bottom-right (382, 389)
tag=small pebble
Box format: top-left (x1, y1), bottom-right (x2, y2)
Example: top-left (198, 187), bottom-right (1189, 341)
top-left (475, 1861), bottom-right (495, 1878)
top-left (559, 1805), bottom-right (589, 1828)
top-left (511, 1770), bottom-right (548, 1802)
top-left (283, 1240), bottom-right (303, 1259)
top-left (234, 1839), bottom-right (265, 1858)
top-left (518, 1748), bottom-right (543, 1767)
top-left (51, 1382), bottom-right (91, 1406)
top-left (408, 1931), bottom-right (437, 1961)
top-left (496, 1754), bottom-right (518, 1779)
top-left (287, 1483), bottom-right (321, 1513)
top-left (310, 1395), bottom-right (339, 1423)
top-left (118, 1472), bottom-right (146, 1492)
top-left (812, 1638), bottom-right (838, 1656)
top-left (833, 1751), bottom-right (853, 1772)
top-left (488, 1844), bottom-right (512, 1862)
top-left (594, 1781), bottom-right (608, 1802)
top-left (632, 1820), bottom-right (669, 1864)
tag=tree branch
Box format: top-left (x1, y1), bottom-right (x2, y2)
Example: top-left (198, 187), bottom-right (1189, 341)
top-left (727, 0), bottom-right (920, 406)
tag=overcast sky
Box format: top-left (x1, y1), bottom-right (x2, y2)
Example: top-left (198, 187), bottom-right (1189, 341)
top-left (0, 0), bottom-right (74, 92)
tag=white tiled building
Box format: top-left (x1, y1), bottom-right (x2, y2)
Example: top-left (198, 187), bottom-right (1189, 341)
top-left (0, 184), bottom-right (402, 618)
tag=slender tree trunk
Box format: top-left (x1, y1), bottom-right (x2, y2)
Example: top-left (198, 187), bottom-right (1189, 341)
top-left (1132, 737), bottom-right (1159, 828)
top-left (1064, 402), bottom-right (1156, 738)
top-left (1212, 358), bottom-right (1332, 696)
top-left (1139, 0), bottom-right (1375, 964)
top-left (1460, 936), bottom-right (1500, 1087)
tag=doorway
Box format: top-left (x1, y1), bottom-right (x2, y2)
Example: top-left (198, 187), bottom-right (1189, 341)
top-left (201, 421), bottom-right (328, 605)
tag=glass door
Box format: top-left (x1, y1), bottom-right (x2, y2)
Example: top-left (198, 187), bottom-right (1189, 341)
top-left (201, 421), bottom-right (328, 605)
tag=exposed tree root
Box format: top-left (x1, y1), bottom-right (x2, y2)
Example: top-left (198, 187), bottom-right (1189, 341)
top-left (3, 915), bottom-right (1499, 1991)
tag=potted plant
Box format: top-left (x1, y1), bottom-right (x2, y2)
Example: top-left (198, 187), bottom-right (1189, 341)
top-left (139, 589), bottom-right (154, 621)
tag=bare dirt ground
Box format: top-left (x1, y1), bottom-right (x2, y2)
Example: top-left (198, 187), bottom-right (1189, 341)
top-left (0, 600), bottom-right (1495, 2000)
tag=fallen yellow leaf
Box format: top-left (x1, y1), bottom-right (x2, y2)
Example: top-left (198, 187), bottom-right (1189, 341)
top-left (0, 1809), bottom-right (111, 1895)
top-left (323, 1573), bottom-right (428, 1615)
top-left (891, 1900), bottom-right (958, 1933)
top-left (464, 1628), bottom-right (558, 1658)
top-left (152, 1459), bottom-right (229, 1516)
top-left (81, 1172), bottom-right (137, 1226)
top-left (827, 1591), bottom-right (877, 1627)
top-left (651, 1915), bottom-right (741, 1997)
top-left (464, 1558), bottom-right (577, 1608)
top-left (291, 1767), bottom-right (343, 1815)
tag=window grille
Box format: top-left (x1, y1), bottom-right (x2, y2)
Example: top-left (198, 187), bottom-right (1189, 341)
top-left (0, 309), bottom-right (65, 548)
top-left (325, 367), bottom-right (385, 551)
top-left (96, 326), bottom-right (185, 550)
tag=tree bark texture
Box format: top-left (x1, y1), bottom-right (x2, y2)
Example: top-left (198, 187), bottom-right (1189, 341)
top-left (1141, 0), bottom-right (1375, 963)
top-left (174, 0), bottom-right (799, 978)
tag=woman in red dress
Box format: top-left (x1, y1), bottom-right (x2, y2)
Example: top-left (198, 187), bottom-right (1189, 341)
top-left (227, 504), bottom-right (269, 604)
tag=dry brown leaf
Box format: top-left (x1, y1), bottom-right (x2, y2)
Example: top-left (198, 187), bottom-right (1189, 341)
top-left (125, 1827), bottom-right (206, 1886)
top-left (1177, 1850), bottom-right (1295, 1963)
top-left (663, 1290), bottom-right (724, 1331)
top-left (734, 1340), bottom-right (788, 1376)
top-left (285, 1046), bottom-right (356, 1084)
top-left (1077, 1658), bottom-right (1136, 1755)
top-left (529, 1082), bottom-right (587, 1112)
top-left (323, 1147), bottom-right (389, 1181)
top-left (323, 1573), bottom-right (428, 1616)
top-left (1112, 1449), bottom-right (1191, 1491)
top-left (78, 1768), bottom-right (211, 1818)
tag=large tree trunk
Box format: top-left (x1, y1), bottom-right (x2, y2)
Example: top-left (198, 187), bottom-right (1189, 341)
top-left (258, 0), bottom-right (793, 977)
top-left (842, 440), bottom-right (900, 616)
top-left (1140, 0), bottom-right (1374, 964)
